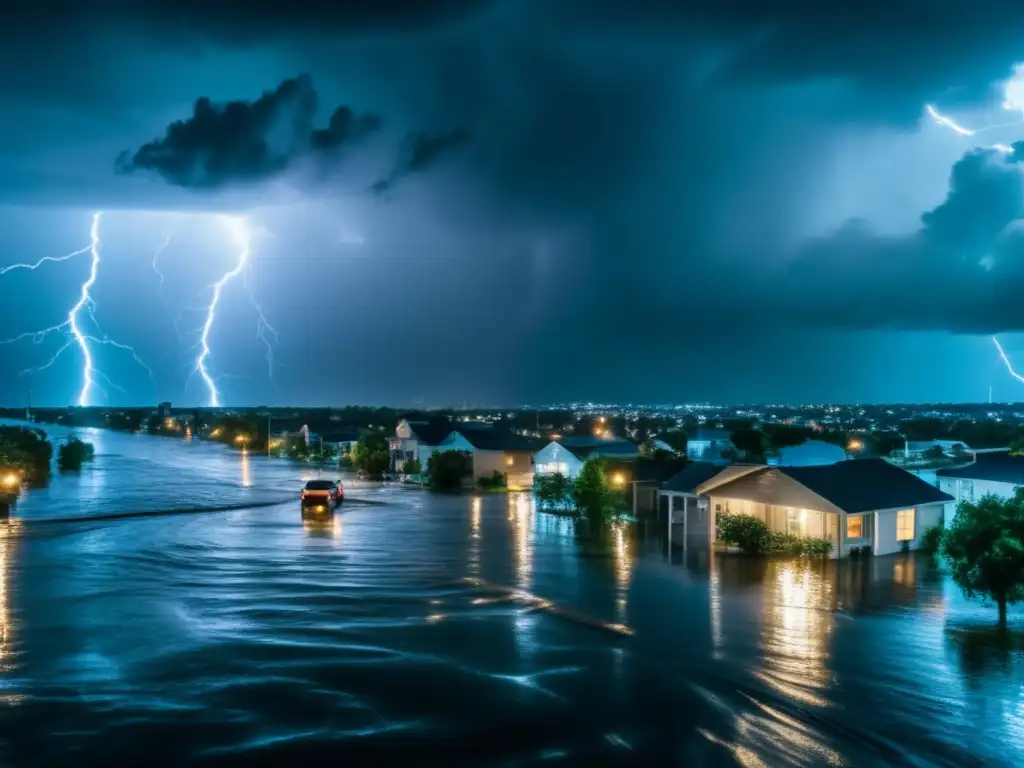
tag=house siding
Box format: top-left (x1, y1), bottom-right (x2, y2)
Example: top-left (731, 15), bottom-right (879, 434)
top-left (533, 442), bottom-right (585, 479)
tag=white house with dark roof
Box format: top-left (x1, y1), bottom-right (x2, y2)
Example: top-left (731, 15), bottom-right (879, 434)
top-left (389, 419), bottom-right (454, 474)
top-left (439, 427), bottom-right (542, 489)
top-left (533, 436), bottom-right (639, 480)
top-left (936, 449), bottom-right (1024, 503)
top-left (663, 459), bottom-right (953, 558)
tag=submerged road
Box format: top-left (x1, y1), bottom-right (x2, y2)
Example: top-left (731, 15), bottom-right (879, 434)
top-left (0, 422), bottom-right (1020, 765)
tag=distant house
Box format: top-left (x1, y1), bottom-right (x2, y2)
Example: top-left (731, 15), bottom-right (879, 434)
top-left (686, 428), bottom-right (734, 462)
top-left (650, 431), bottom-right (689, 454)
top-left (768, 440), bottom-right (847, 467)
top-left (533, 436), bottom-right (640, 480)
top-left (936, 449), bottom-right (1024, 503)
top-left (893, 440), bottom-right (971, 460)
top-left (389, 419), bottom-right (454, 474)
top-left (439, 428), bottom-right (542, 489)
top-left (663, 459), bottom-right (952, 558)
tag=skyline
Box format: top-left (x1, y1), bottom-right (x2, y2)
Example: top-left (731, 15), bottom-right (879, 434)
top-left (5, 3), bottom-right (1024, 405)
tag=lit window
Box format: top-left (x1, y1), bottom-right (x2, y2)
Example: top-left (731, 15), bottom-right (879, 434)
top-left (847, 515), bottom-right (863, 539)
top-left (786, 508), bottom-right (802, 535)
top-left (896, 509), bottom-right (915, 541)
top-left (505, 455), bottom-right (515, 467)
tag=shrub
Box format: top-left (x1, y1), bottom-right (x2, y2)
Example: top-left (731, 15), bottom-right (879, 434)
top-left (427, 450), bottom-right (473, 490)
top-left (535, 472), bottom-right (573, 511)
top-left (477, 470), bottom-right (506, 490)
top-left (57, 437), bottom-right (95, 471)
top-left (717, 513), bottom-right (770, 554)
top-left (920, 523), bottom-right (944, 555)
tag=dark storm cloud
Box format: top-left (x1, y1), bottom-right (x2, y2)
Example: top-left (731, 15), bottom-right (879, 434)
top-left (782, 145), bottom-right (1024, 333)
top-left (548, 1), bottom-right (1024, 120)
top-left (116, 75), bottom-right (380, 188)
top-left (371, 129), bottom-right (471, 195)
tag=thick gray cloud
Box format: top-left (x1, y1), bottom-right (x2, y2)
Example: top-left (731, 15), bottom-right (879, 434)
top-left (116, 75), bottom-right (380, 188)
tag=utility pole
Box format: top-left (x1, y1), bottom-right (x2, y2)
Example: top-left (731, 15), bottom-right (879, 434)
top-left (267, 414), bottom-right (271, 456)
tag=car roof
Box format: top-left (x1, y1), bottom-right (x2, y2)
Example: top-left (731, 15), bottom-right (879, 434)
top-left (304, 479), bottom-right (336, 488)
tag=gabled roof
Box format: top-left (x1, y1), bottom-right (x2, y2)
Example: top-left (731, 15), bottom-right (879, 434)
top-left (937, 450), bottom-right (1024, 485)
top-left (405, 420), bottom-right (453, 446)
top-left (452, 429), bottom-right (542, 452)
top-left (662, 462), bottom-right (762, 493)
top-left (709, 458), bottom-right (953, 514)
top-left (553, 436), bottom-right (639, 460)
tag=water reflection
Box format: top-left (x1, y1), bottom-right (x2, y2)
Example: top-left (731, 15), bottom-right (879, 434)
top-left (240, 449), bottom-right (252, 488)
top-left (509, 493), bottom-right (533, 591)
top-left (756, 561), bottom-right (834, 708)
top-left (468, 497), bottom-right (481, 581)
top-left (611, 522), bottom-right (634, 630)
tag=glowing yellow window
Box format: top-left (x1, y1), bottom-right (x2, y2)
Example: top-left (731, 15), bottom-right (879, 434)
top-left (896, 509), bottom-right (915, 541)
top-left (846, 515), bottom-right (863, 539)
top-left (505, 455), bottom-right (515, 466)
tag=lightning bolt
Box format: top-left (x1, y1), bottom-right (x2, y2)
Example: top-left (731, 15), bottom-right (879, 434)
top-left (993, 337), bottom-right (1024, 385)
top-left (149, 231), bottom-right (172, 295)
top-left (244, 266), bottom-right (279, 379)
top-left (925, 104), bottom-right (1017, 154)
top-left (0, 212), bottom-right (154, 405)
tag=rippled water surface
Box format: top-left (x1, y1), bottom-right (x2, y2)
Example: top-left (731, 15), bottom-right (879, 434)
top-left (0, 422), bottom-right (1022, 765)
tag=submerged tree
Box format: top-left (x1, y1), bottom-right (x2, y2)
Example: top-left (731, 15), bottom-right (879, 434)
top-left (535, 472), bottom-right (573, 511)
top-left (57, 437), bottom-right (95, 472)
top-left (572, 458), bottom-right (623, 524)
top-left (942, 489), bottom-right (1024, 627)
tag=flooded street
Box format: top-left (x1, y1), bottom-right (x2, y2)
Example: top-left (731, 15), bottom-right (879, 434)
top-left (0, 424), bottom-right (1021, 765)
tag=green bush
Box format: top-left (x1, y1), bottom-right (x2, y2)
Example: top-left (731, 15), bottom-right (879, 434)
top-left (535, 472), bottom-right (574, 511)
top-left (717, 513), bottom-right (832, 556)
top-left (57, 437), bottom-right (95, 471)
top-left (717, 513), bottom-right (770, 553)
top-left (477, 470), bottom-right (506, 490)
top-left (920, 524), bottom-right (944, 555)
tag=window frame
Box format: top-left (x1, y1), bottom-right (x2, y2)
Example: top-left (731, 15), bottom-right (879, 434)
top-left (896, 508), bottom-right (915, 542)
top-left (846, 515), bottom-right (864, 539)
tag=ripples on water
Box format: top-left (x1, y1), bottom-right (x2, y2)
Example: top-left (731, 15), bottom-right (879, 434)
top-left (0, 424), bottom-right (1021, 765)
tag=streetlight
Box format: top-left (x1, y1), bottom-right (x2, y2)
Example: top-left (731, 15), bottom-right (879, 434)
top-left (847, 439), bottom-right (863, 452)
top-left (611, 472), bottom-right (626, 487)
top-left (2, 474), bottom-right (19, 489)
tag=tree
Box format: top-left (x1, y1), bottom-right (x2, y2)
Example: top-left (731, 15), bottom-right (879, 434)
top-left (57, 437), bottom-right (95, 471)
top-left (1010, 432), bottom-right (1024, 457)
top-left (352, 431), bottom-right (389, 477)
top-left (427, 450), bottom-right (472, 490)
top-left (535, 472), bottom-right (573, 511)
top-left (0, 426), bottom-right (53, 482)
top-left (572, 458), bottom-right (623, 524)
top-left (942, 489), bottom-right (1024, 626)
top-left (730, 428), bottom-right (771, 461)
top-left (404, 458), bottom-right (422, 476)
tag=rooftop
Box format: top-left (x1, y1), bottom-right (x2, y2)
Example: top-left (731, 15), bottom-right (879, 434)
top-left (709, 458), bottom-right (953, 514)
top-left (937, 450), bottom-right (1024, 485)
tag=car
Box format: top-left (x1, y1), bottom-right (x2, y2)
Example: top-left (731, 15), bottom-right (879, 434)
top-left (300, 479), bottom-right (343, 511)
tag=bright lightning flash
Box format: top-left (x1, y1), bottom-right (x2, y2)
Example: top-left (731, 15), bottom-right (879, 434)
top-left (195, 216), bottom-right (250, 407)
top-left (193, 216), bottom-right (282, 406)
top-left (0, 212), bottom-right (154, 405)
top-left (993, 337), bottom-right (1024, 385)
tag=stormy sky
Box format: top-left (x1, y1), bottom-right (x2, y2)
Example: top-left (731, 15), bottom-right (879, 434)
top-left (2, 1), bottom-right (1024, 407)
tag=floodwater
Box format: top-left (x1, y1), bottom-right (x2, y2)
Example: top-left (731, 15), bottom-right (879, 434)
top-left (0, 422), bottom-right (1021, 765)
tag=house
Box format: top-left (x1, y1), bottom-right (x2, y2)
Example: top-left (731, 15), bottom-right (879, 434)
top-left (892, 440), bottom-right (971, 460)
top-left (389, 419), bottom-right (454, 474)
top-left (533, 436), bottom-right (640, 480)
top-left (768, 440), bottom-right (847, 467)
top-left (663, 459), bottom-right (952, 558)
top-left (936, 449), bottom-right (1024, 503)
top-left (438, 428), bottom-right (542, 489)
top-left (686, 428), bottom-right (734, 462)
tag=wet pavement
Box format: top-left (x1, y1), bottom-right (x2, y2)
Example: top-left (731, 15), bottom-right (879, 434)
top-left (0, 422), bottom-right (1021, 765)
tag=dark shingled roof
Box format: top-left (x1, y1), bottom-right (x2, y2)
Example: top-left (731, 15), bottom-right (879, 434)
top-left (778, 459), bottom-right (952, 513)
top-left (453, 429), bottom-right (543, 452)
top-left (555, 436), bottom-right (639, 460)
top-left (663, 462), bottom-right (732, 493)
top-left (937, 450), bottom-right (1024, 485)
top-left (405, 421), bottom-right (453, 446)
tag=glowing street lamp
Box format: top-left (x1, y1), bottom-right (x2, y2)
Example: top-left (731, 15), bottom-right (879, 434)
top-left (2, 474), bottom-right (19, 489)
top-left (847, 439), bottom-right (863, 452)
top-left (611, 472), bottom-right (626, 487)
